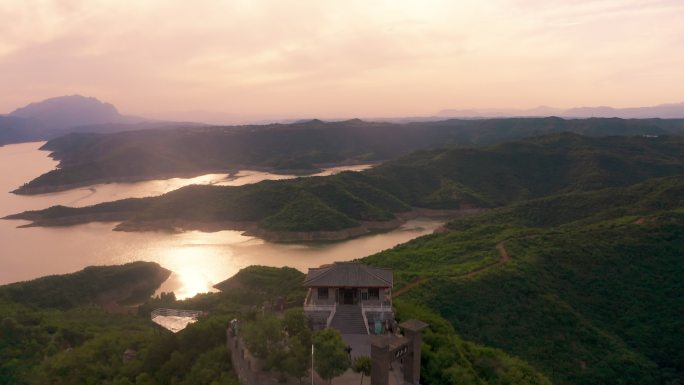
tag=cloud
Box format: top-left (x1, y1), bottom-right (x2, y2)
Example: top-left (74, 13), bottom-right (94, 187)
top-left (1, 0), bottom-right (683, 117)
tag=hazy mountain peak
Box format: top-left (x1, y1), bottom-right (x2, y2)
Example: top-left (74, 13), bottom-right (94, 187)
top-left (9, 95), bottom-right (123, 129)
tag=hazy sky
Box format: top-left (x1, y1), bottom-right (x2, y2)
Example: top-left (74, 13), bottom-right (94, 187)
top-left (1, 0), bottom-right (683, 119)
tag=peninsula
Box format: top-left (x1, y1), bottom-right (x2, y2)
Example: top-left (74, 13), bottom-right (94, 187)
top-left (7, 133), bottom-right (684, 241)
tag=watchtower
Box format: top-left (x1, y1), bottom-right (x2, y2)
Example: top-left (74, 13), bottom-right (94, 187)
top-left (370, 319), bottom-right (428, 385)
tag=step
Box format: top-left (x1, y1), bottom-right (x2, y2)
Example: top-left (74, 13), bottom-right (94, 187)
top-left (329, 305), bottom-right (367, 334)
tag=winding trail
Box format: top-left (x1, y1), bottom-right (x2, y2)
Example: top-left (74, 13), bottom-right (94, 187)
top-left (496, 240), bottom-right (510, 263)
top-left (392, 239), bottom-right (512, 299)
top-left (392, 277), bottom-right (431, 298)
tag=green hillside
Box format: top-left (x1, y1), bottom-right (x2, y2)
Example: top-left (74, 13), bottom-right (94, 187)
top-left (3, 134), bottom-right (684, 384)
top-left (9, 134), bottom-right (684, 236)
top-left (0, 264), bottom-right (551, 385)
top-left (0, 262), bottom-right (170, 310)
top-left (15, 117), bottom-right (684, 193)
top-left (362, 178), bottom-right (684, 385)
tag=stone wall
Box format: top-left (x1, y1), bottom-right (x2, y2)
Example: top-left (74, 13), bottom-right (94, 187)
top-left (226, 329), bottom-right (283, 385)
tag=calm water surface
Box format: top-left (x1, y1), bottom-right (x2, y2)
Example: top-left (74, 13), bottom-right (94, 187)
top-left (0, 142), bottom-right (442, 298)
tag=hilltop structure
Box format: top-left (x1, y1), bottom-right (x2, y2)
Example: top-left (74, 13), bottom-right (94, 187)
top-left (301, 262), bottom-right (427, 385)
top-left (303, 262), bottom-right (394, 334)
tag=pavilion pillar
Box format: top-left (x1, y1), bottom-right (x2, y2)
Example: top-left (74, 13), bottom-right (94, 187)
top-left (370, 337), bottom-right (391, 385)
top-left (400, 320), bottom-right (429, 385)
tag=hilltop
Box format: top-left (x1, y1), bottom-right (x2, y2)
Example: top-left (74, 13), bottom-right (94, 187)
top-left (9, 95), bottom-right (124, 129)
top-left (0, 262), bottom-right (553, 385)
top-left (0, 95), bottom-right (199, 146)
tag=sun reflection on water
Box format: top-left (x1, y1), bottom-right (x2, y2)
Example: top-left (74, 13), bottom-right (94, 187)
top-left (0, 144), bottom-right (444, 302)
top-left (152, 235), bottom-right (240, 299)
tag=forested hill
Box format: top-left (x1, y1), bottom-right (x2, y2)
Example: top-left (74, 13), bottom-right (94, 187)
top-left (8, 134), bottom-right (684, 238)
top-left (14, 117), bottom-right (684, 194)
top-left (0, 262), bottom-right (170, 310)
top-left (362, 176), bottom-right (684, 384)
top-left (2, 180), bottom-right (683, 384)
top-left (0, 264), bottom-right (553, 385)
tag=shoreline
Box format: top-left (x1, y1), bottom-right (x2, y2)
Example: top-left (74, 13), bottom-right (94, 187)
top-left (4, 207), bottom-right (483, 242)
top-left (11, 160), bottom-right (380, 196)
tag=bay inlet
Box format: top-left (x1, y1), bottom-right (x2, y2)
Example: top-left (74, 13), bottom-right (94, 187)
top-left (0, 142), bottom-right (442, 298)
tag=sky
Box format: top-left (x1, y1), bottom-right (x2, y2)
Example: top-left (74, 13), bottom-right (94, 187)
top-left (1, 0), bottom-right (683, 120)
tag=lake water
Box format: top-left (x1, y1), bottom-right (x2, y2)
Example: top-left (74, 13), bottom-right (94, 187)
top-left (0, 142), bottom-right (442, 298)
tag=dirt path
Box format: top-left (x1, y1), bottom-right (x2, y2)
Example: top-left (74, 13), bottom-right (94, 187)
top-left (392, 277), bottom-right (430, 298)
top-left (496, 240), bottom-right (510, 262)
top-left (393, 239), bottom-right (512, 299)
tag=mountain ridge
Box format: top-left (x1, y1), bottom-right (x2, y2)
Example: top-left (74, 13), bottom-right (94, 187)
top-left (12, 117), bottom-right (684, 194)
top-left (8, 133), bottom-right (684, 241)
top-left (439, 101), bottom-right (684, 119)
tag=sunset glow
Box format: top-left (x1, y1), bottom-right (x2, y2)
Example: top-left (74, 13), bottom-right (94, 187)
top-left (2, 0), bottom-right (683, 120)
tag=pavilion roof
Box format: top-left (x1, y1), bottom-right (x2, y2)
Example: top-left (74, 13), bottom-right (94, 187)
top-left (303, 262), bottom-right (393, 288)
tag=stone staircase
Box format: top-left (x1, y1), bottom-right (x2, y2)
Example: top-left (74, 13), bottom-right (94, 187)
top-left (329, 305), bottom-right (367, 334)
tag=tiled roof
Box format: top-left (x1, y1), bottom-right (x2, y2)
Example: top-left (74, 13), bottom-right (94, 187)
top-left (303, 262), bottom-right (393, 288)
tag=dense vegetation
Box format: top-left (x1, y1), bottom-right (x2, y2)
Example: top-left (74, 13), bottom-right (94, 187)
top-left (394, 301), bottom-right (552, 385)
top-left (1, 264), bottom-right (553, 385)
top-left (0, 262), bottom-right (237, 385)
top-left (1, 261), bottom-right (170, 309)
top-left (16, 117), bottom-right (684, 192)
top-left (1, 265), bottom-right (312, 385)
top-left (363, 177), bottom-right (684, 384)
top-left (212, 265), bottom-right (306, 304)
top-left (10, 134), bottom-right (684, 235)
top-left (4, 131), bottom-right (684, 384)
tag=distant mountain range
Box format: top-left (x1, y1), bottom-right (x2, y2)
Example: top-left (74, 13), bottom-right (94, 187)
top-left (438, 101), bottom-right (684, 119)
top-left (4, 95), bottom-right (684, 147)
top-left (0, 95), bottom-right (201, 146)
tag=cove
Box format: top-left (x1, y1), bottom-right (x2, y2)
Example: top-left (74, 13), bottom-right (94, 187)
top-left (0, 142), bottom-right (442, 298)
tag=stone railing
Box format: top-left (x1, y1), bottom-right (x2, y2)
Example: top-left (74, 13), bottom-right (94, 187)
top-left (304, 288), bottom-right (313, 306)
top-left (151, 308), bottom-right (203, 319)
top-left (303, 302), bottom-right (336, 312)
top-left (361, 302), bottom-right (393, 335)
top-left (360, 306), bottom-right (371, 334)
top-left (360, 301), bottom-right (392, 312)
top-left (226, 330), bottom-right (283, 385)
top-left (324, 302), bottom-right (337, 327)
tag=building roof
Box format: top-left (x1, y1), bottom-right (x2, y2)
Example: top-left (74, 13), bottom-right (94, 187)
top-left (303, 262), bottom-right (393, 288)
top-left (399, 319), bottom-right (429, 332)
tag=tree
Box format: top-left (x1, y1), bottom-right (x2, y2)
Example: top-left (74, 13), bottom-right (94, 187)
top-left (242, 315), bottom-right (284, 360)
top-left (285, 336), bottom-right (311, 385)
top-left (283, 308), bottom-right (311, 346)
top-left (352, 356), bottom-right (371, 385)
top-left (313, 329), bottom-right (349, 385)
top-left (281, 309), bottom-right (313, 384)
